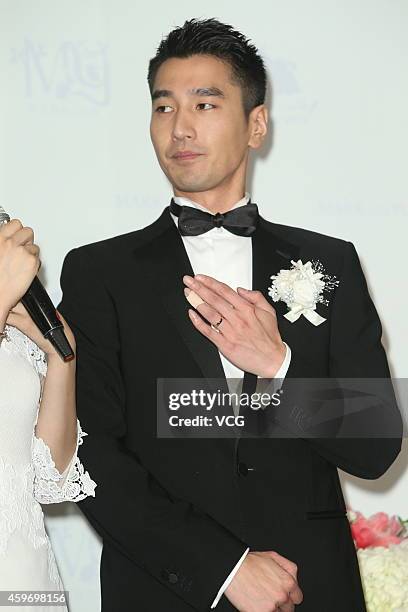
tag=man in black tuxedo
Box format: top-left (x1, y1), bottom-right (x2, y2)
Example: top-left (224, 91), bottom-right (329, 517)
top-left (58, 17), bottom-right (402, 612)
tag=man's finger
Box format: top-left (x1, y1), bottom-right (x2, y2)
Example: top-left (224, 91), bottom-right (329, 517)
top-left (266, 551), bottom-right (303, 605)
top-left (188, 308), bottom-right (233, 354)
top-left (184, 288), bottom-right (235, 333)
top-left (184, 278), bottom-right (243, 325)
top-left (190, 273), bottom-right (251, 310)
top-left (184, 289), bottom-right (205, 309)
top-left (277, 604), bottom-right (295, 612)
top-left (267, 551), bottom-right (298, 577)
top-left (237, 287), bottom-right (276, 314)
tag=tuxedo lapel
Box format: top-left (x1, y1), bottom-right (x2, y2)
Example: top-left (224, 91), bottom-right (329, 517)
top-left (137, 208), bottom-right (230, 395)
top-left (252, 215), bottom-right (300, 314)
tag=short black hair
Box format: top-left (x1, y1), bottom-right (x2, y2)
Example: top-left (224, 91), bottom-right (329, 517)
top-left (147, 18), bottom-right (267, 118)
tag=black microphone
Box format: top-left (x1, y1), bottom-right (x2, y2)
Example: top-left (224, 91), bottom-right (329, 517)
top-left (0, 207), bottom-right (75, 362)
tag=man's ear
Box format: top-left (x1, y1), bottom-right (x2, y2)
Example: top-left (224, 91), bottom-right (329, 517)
top-left (248, 104), bottom-right (268, 150)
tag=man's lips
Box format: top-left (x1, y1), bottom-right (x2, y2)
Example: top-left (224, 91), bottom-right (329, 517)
top-left (172, 151), bottom-right (204, 160)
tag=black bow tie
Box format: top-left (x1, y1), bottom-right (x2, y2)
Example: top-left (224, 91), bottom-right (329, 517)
top-left (169, 198), bottom-right (259, 237)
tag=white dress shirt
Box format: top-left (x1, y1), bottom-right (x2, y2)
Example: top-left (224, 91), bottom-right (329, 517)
top-left (170, 192), bottom-right (292, 608)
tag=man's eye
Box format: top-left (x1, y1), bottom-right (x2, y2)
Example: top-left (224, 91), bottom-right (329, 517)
top-left (197, 103), bottom-right (215, 110)
top-left (155, 105), bottom-right (172, 113)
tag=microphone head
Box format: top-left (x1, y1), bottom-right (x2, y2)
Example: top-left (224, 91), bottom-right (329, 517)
top-left (0, 206), bottom-right (10, 224)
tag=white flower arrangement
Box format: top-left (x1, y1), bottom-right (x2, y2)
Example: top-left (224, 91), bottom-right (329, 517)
top-left (348, 509), bottom-right (408, 611)
top-left (268, 259), bottom-right (339, 326)
top-left (357, 540), bottom-right (408, 611)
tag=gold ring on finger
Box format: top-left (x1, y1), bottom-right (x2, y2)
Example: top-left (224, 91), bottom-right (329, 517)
top-left (211, 315), bottom-right (223, 332)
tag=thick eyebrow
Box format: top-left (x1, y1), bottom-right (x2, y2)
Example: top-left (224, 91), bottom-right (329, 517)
top-left (151, 87), bottom-right (226, 102)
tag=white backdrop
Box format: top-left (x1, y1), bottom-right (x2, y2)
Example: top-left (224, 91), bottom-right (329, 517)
top-left (1, 1), bottom-right (407, 610)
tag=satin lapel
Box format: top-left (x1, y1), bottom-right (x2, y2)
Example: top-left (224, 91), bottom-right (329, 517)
top-left (252, 216), bottom-right (300, 314)
top-left (137, 208), bottom-right (229, 395)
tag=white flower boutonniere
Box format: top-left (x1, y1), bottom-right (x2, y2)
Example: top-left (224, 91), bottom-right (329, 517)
top-left (268, 259), bottom-right (339, 326)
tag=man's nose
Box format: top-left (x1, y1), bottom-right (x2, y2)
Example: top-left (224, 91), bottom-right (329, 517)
top-left (171, 110), bottom-right (196, 141)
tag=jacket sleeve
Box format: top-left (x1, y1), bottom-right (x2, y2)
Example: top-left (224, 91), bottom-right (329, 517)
top-left (57, 247), bottom-right (248, 612)
top-left (269, 240), bottom-right (403, 479)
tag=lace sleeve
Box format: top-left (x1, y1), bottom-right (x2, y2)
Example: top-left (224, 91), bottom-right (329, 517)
top-left (32, 418), bottom-right (97, 504)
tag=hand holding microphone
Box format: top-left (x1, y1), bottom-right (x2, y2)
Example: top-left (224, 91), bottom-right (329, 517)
top-left (0, 208), bottom-right (75, 361)
top-left (0, 219), bottom-right (40, 312)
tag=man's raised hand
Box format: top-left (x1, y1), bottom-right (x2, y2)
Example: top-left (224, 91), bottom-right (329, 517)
top-left (183, 273), bottom-right (286, 377)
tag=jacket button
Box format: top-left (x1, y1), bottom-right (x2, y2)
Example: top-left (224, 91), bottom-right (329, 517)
top-left (161, 570), bottom-right (179, 584)
top-left (237, 461), bottom-right (248, 476)
top-left (168, 573), bottom-right (178, 584)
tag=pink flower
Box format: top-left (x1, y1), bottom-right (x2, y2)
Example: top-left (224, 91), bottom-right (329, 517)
top-left (348, 509), bottom-right (406, 549)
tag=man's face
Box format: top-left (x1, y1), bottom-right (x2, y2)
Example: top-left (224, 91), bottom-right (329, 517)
top-left (149, 54), bottom-right (263, 196)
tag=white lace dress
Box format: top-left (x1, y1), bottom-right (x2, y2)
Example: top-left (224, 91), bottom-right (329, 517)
top-left (0, 324), bottom-right (97, 611)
